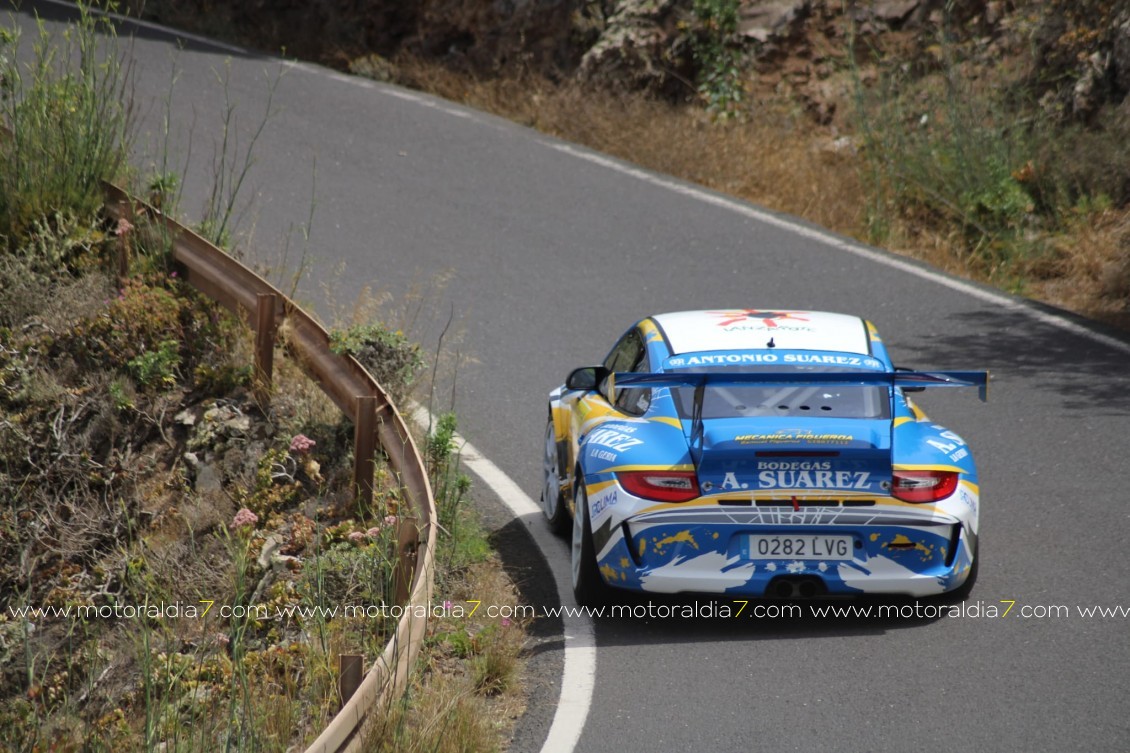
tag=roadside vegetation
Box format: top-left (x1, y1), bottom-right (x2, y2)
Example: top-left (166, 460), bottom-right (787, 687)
top-left (1, 7), bottom-right (525, 751)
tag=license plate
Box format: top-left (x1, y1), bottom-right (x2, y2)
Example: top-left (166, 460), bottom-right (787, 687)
top-left (747, 535), bottom-right (853, 560)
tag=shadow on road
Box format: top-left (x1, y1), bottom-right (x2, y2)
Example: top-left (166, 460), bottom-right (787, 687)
top-left (893, 307), bottom-right (1130, 414)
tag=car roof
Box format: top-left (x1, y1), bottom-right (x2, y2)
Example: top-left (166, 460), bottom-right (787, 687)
top-left (651, 310), bottom-right (872, 356)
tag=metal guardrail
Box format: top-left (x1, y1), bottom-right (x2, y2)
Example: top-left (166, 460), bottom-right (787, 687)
top-left (102, 183), bottom-right (437, 753)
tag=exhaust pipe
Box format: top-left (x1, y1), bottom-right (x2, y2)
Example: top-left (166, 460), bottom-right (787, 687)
top-left (768, 576), bottom-right (826, 599)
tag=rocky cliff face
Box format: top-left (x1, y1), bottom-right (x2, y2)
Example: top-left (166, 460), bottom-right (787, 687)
top-left (572, 1), bottom-right (1130, 120)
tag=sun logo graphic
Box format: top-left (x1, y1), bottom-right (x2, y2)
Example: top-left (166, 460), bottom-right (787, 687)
top-left (708, 310), bottom-right (810, 328)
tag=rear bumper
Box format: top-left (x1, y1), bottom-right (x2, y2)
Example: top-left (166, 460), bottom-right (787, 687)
top-left (593, 508), bottom-right (976, 597)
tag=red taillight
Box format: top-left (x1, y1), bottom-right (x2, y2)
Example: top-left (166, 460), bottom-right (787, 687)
top-left (617, 471), bottom-right (700, 503)
top-left (891, 470), bottom-right (959, 503)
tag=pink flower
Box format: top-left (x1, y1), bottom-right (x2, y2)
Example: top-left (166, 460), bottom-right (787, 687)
top-left (443, 600), bottom-right (453, 611)
top-left (348, 531), bottom-right (365, 543)
top-left (501, 617), bottom-right (511, 627)
top-left (289, 434), bottom-right (316, 455)
top-left (232, 508), bottom-right (258, 529)
top-left (365, 527), bottom-right (381, 538)
top-left (214, 632), bottom-right (230, 646)
top-left (115, 218), bottom-right (134, 237)
top-left (383, 514), bottom-right (398, 528)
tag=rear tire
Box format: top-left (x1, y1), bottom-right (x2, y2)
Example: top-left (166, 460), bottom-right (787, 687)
top-left (937, 541), bottom-right (979, 604)
top-left (947, 546), bottom-right (979, 602)
top-left (541, 416), bottom-right (570, 536)
top-left (571, 479), bottom-right (611, 608)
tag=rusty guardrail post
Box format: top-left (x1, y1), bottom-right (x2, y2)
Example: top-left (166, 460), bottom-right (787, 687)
top-left (114, 198), bottom-right (134, 285)
top-left (392, 516), bottom-right (419, 605)
top-left (339, 654), bottom-right (364, 707)
top-left (254, 292), bottom-right (278, 406)
top-left (353, 395), bottom-right (377, 511)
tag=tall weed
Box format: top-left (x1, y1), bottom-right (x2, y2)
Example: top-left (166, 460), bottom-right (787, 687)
top-left (0, 5), bottom-right (134, 247)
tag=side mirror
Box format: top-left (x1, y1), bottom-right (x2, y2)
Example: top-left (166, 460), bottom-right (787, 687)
top-left (895, 366), bottom-right (926, 393)
top-left (565, 366), bottom-right (608, 392)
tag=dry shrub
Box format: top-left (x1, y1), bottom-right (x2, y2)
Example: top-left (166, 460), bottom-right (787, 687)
top-left (1032, 210), bottom-right (1130, 329)
top-left (364, 675), bottom-right (499, 753)
top-left (0, 214), bottom-right (112, 328)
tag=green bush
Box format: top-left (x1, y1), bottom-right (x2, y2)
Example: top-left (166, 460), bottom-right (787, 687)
top-left (691, 0), bottom-right (745, 120)
top-left (74, 276), bottom-right (185, 365)
top-left (329, 322), bottom-right (424, 404)
top-left (855, 61), bottom-right (1038, 259)
top-left (127, 339), bottom-right (180, 390)
top-left (1031, 109), bottom-right (1130, 214)
top-left (852, 4), bottom-right (1130, 276)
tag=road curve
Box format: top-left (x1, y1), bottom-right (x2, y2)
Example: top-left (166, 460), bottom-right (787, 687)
top-left (13, 3), bottom-right (1130, 751)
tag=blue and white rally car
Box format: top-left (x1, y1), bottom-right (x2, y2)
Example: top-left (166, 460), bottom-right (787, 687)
top-left (542, 310), bottom-right (988, 605)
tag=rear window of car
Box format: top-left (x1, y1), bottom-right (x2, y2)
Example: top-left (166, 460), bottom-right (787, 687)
top-left (668, 365), bottom-right (891, 420)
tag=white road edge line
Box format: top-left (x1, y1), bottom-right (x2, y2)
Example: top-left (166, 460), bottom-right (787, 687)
top-left (548, 143), bottom-right (1130, 356)
top-left (410, 406), bottom-right (595, 753)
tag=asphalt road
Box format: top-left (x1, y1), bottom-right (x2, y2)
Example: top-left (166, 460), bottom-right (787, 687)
top-left (12, 3), bottom-right (1130, 751)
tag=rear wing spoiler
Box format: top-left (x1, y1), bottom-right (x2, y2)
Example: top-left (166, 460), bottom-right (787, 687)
top-left (610, 370), bottom-right (990, 402)
top-left (610, 369), bottom-right (989, 455)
